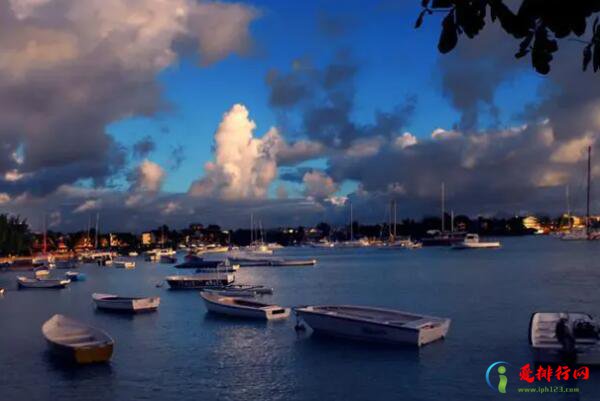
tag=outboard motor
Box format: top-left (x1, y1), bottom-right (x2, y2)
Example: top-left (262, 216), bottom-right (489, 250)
top-left (555, 317), bottom-right (576, 362)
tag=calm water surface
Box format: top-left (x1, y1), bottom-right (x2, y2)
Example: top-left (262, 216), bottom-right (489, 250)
top-left (1, 236), bottom-right (600, 401)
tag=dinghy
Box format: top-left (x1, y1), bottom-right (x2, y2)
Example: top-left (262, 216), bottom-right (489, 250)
top-left (295, 305), bottom-right (451, 346)
top-left (42, 314), bottom-right (113, 364)
top-left (165, 273), bottom-right (235, 289)
top-left (113, 260), bottom-right (135, 269)
top-left (200, 291), bottom-right (290, 320)
top-left (17, 276), bottom-right (70, 289)
top-left (65, 271), bottom-right (86, 281)
top-left (92, 293), bottom-right (160, 313)
top-left (529, 312), bottom-right (600, 364)
top-left (451, 234), bottom-right (500, 249)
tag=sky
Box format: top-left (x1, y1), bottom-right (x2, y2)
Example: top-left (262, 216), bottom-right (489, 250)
top-left (0, 0), bottom-right (599, 232)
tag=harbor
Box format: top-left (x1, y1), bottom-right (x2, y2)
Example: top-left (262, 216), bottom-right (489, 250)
top-left (1, 237), bottom-right (599, 400)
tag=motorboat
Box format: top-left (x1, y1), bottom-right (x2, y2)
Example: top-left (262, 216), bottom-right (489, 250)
top-left (202, 285), bottom-right (273, 298)
top-left (17, 276), bottom-right (70, 289)
top-left (34, 269), bottom-right (50, 278)
top-left (113, 259), bottom-right (135, 269)
top-left (421, 231), bottom-right (465, 246)
top-left (529, 312), bottom-right (600, 364)
top-left (42, 314), bottom-right (114, 364)
top-left (451, 234), bottom-right (501, 249)
top-left (200, 291), bottom-right (290, 320)
top-left (270, 258), bottom-right (317, 267)
top-left (128, 251), bottom-right (139, 257)
top-left (65, 271), bottom-right (86, 281)
top-left (295, 305), bottom-right (451, 346)
top-left (92, 293), bottom-right (160, 313)
top-left (165, 273), bottom-right (235, 289)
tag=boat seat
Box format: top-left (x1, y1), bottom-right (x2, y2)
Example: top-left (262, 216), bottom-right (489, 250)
top-left (55, 334), bottom-right (94, 342)
top-left (68, 340), bottom-right (103, 347)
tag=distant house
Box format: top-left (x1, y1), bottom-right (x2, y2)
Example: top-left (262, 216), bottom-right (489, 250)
top-left (523, 216), bottom-right (541, 231)
top-left (141, 232), bottom-right (155, 246)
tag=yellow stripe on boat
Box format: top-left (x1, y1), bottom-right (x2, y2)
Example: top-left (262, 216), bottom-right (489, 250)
top-left (74, 344), bottom-right (113, 364)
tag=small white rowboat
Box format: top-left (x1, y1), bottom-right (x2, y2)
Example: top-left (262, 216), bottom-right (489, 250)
top-left (92, 293), bottom-right (160, 313)
top-left (200, 291), bottom-right (290, 320)
top-left (17, 276), bottom-right (70, 289)
top-left (295, 305), bottom-right (451, 347)
top-left (42, 314), bottom-right (114, 364)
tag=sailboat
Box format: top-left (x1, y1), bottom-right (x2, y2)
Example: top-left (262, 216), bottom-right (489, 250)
top-left (561, 146), bottom-right (598, 241)
top-left (422, 183), bottom-right (464, 246)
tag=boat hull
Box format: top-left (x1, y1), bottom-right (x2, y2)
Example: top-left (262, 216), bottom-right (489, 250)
top-left (200, 292), bottom-right (290, 320)
top-left (296, 307), bottom-right (450, 347)
top-left (93, 295), bottom-right (160, 313)
top-left (47, 340), bottom-right (114, 364)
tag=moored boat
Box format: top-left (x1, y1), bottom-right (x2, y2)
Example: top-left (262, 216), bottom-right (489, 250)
top-left (165, 273), bottom-right (235, 289)
top-left (113, 259), bottom-right (135, 269)
top-left (295, 305), bottom-right (451, 346)
top-left (200, 291), bottom-right (290, 320)
top-left (529, 312), bottom-right (600, 364)
top-left (92, 293), bottom-right (160, 313)
top-left (17, 276), bottom-right (70, 289)
top-left (42, 314), bottom-right (114, 364)
top-left (65, 271), bottom-right (86, 281)
top-left (269, 258), bottom-right (316, 267)
top-left (451, 234), bottom-right (501, 249)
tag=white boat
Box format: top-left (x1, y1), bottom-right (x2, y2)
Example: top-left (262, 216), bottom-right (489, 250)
top-left (200, 291), bottom-right (290, 320)
top-left (128, 251), bottom-right (139, 257)
top-left (295, 305), bottom-right (451, 347)
top-left (92, 293), bottom-right (160, 313)
top-left (202, 288), bottom-right (258, 298)
top-left (270, 258), bottom-right (317, 267)
top-left (17, 276), bottom-right (70, 289)
top-left (165, 273), bottom-right (235, 289)
top-left (560, 229), bottom-right (589, 241)
top-left (65, 271), bottom-right (86, 281)
top-left (145, 248), bottom-right (175, 261)
top-left (113, 259), bottom-right (135, 269)
top-left (34, 269), bottom-right (50, 278)
top-left (451, 234), bottom-right (500, 249)
top-left (42, 314), bottom-right (114, 364)
top-left (529, 312), bottom-right (600, 364)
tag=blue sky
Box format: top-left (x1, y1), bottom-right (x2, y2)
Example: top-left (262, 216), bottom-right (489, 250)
top-left (108, 0), bottom-right (542, 195)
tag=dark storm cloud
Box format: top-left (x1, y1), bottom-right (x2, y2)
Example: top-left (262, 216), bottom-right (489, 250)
top-left (0, 0), bottom-right (257, 201)
top-left (132, 136), bottom-right (156, 159)
top-left (266, 53), bottom-right (416, 147)
top-left (169, 145), bottom-right (185, 171)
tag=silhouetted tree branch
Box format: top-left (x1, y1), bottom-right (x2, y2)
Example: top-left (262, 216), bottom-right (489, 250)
top-left (416, 0), bottom-right (600, 74)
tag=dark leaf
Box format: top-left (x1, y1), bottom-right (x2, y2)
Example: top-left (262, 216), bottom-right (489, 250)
top-left (515, 48), bottom-right (529, 59)
top-left (583, 45), bottom-right (592, 71)
top-left (594, 42), bottom-right (600, 72)
top-left (415, 10), bottom-right (426, 28)
top-left (438, 12), bottom-right (458, 54)
top-left (431, 0), bottom-right (452, 8)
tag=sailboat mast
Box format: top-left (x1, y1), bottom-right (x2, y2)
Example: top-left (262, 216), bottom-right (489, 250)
top-left (95, 212), bottom-right (99, 249)
top-left (42, 214), bottom-right (47, 255)
top-left (441, 182), bottom-right (445, 232)
top-left (250, 213), bottom-right (254, 244)
top-left (587, 145), bottom-right (592, 237)
top-left (350, 202), bottom-right (353, 241)
top-left (393, 200), bottom-right (397, 238)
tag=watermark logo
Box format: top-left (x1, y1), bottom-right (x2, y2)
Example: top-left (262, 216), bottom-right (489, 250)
top-left (485, 361), bottom-right (590, 394)
top-left (485, 361), bottom-right (510, 394)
